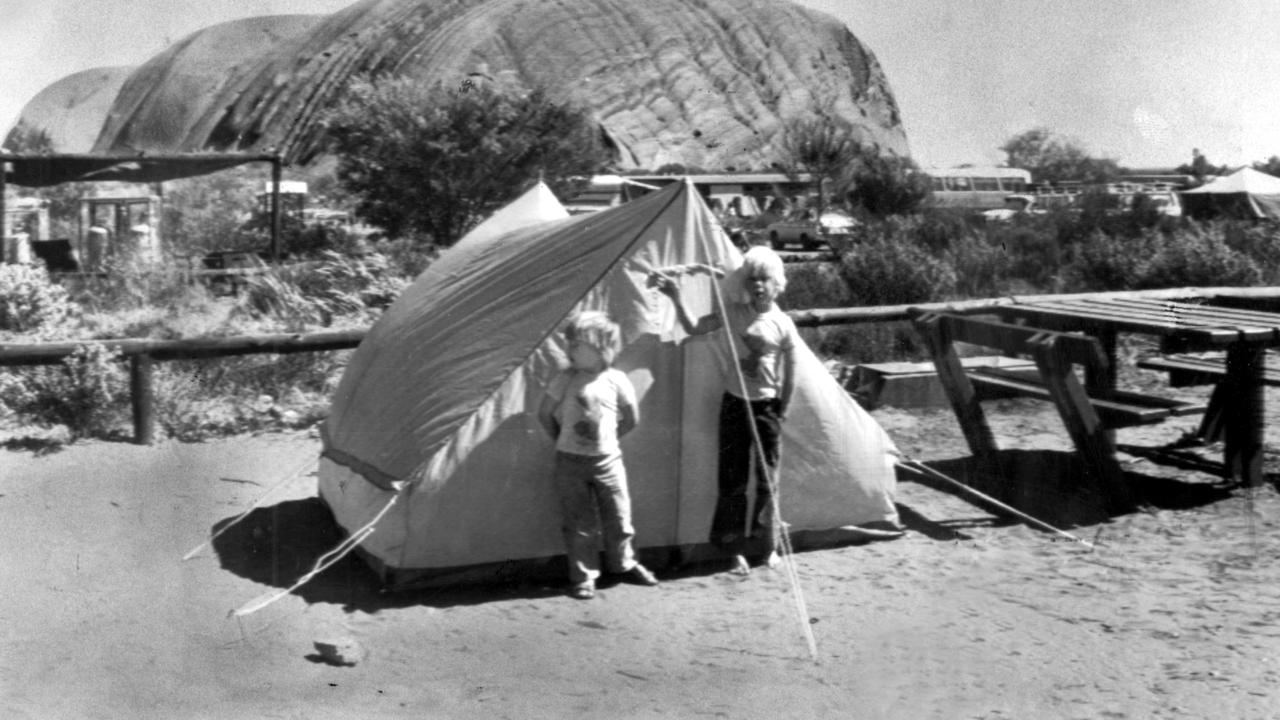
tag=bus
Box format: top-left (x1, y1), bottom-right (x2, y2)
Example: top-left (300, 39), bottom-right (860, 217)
top-left (922, 167), bottom-right (1033, 210)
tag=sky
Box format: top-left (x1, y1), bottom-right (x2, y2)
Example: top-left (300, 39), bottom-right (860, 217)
top-left (1, 0), bottom-right (1277, 171)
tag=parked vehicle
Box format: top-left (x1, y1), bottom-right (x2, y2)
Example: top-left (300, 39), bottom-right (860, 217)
top-left (979, 194), bottom-right (1040, 222)
top-left (765, 210), bottom-right (856, 250)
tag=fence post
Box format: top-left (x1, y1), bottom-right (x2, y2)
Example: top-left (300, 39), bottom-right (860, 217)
top-left (131, 354), bottom-right (154, 445)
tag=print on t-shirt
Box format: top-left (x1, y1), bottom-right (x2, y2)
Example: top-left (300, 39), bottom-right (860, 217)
top-left (572, 393), bottom-right (602, 443)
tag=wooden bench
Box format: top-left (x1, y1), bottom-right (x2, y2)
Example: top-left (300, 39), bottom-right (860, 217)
top-left (1138, 352), bottom-right (1280, 442)
top-left (1137, 352), bottom-right (1280, 387)
top-left (909, 310), bottom-right (1207, 511)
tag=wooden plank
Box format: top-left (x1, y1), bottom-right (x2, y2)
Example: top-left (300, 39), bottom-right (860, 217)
top-left (1032, 338), bottom-right (1137, 512)
top-left (1109, 296), bottom-right (1280, 326)
top-left (1039, 297), bottom-right (1280, 341)
top-left (1223, 343), bottom-right (1266, 487)
top-left (914, 313), bottom-right (999, 458)
top-left (1004, 301), bottom-right (1244, 343)
top-left (1098, 298), bottom-right (1280, 338)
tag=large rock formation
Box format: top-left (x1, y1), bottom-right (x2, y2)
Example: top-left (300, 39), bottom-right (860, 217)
top-left (9, 67), bottom-right (133, 153)
top-left (14, 0), bottom-right (909, 169)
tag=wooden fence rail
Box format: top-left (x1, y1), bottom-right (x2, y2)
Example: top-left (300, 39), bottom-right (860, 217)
top-left (1, 286), bottom-right (1278, 444)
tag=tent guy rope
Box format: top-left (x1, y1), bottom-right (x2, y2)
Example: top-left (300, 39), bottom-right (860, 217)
top-left (230, 491), bottom-right (401, 617)
top-left (182, 454), bottom-right (319, 561)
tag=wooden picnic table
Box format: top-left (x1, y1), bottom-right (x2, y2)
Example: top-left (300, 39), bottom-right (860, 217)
top-left (998, 296), bottom-right (1280, 487)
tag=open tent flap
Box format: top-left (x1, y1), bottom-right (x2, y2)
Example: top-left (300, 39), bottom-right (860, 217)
top-left (317, 180), bottom-right (900, 583)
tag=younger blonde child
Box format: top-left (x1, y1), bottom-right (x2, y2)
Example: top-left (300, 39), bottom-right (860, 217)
top-left (537, 311), bottom-right (659, 599)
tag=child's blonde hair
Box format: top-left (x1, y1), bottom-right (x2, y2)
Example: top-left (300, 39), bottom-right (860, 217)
top-left (564, 311), bottom-right (623, 366)
top-left (730, 245), bottom-right (787, 302)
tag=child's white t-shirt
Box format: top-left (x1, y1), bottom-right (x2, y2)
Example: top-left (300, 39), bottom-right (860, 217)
top-left (546, 367), bottom-right (637, 458)
top-left (719, 302), bottom-right (799, 400)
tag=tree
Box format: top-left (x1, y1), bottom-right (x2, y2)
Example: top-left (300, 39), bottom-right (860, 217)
top-left (776, 115), bottom-right (864, 214)
top-left (1177, 149), bottom-right (1230, 183)
top-left (1254, 156), bottom-right (1280, 178)
top-left (2, 120), bottom-right (54, 154)
top-left (845, 152), bottom-right (931, 217)
top-left (323, 75), bottom-right (612, 246)
top-left (1000, 127), bottom-right (1120, 184)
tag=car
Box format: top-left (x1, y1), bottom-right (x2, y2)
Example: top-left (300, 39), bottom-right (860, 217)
top-left (765, 211), bottom-right (856, 250)
top-left (979, 194), bottom-right (1039, 222)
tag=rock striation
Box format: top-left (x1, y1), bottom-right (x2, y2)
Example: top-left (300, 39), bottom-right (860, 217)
top-left (16, 0), bottom-right (909, 169)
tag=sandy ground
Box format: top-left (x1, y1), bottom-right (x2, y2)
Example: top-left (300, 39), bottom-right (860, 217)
top-left (3, 382), bottom-right (1280, 719)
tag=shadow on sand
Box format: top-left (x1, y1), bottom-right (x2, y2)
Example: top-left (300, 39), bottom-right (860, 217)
top-left (211, 498), bottom-right (570, 612)
top-left (896, 447), bottom-right (1236, 537)
top-left (211, 497), bottom-right (902, 612)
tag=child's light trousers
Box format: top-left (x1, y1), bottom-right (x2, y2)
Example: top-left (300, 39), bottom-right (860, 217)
top-left (553, 451), bottom-right (638, 583)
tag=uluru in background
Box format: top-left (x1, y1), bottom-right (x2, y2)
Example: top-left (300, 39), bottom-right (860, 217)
top-left (8, 0), bottom-right (909, 169)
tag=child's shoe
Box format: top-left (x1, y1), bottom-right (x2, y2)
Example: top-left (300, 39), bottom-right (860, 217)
top-left (569, 580), bottom-right (595, 600)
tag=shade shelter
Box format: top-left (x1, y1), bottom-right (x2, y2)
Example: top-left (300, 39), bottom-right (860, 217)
top-left (1179, 167), bottom-right (1280, 220)
top-left (317, 180), bottom-right (900, 588)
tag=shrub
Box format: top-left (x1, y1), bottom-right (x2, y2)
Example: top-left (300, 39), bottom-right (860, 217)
top-left (0, 343), bottom-right (127, 439)
top-left (1141, 225), bottom-right (1260, 289)
top-left (801, 321), bottom-right (925, 365)
top-left (1062, 230), bottom-right (1157, 291)
top-left (945, 234), bottom-right (1011, 298)
top-left (236, 251), bottom-right (407, 328)
top-left (839, 221), bottom-right (956, 305)
top-left (0, 263), bottom-right (74, 334)
top-left (1221, 221), bottom-right (1280, 283)
top-left (779, 261), bottom-right (853, 310)
top-left (1063, 226), bottom-right (1261, 291)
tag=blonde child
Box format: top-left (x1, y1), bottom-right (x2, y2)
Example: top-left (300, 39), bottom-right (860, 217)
top-left (537, 311), bottom-right (659, 599)
top-left (652, 246), bottom-right (799, 575)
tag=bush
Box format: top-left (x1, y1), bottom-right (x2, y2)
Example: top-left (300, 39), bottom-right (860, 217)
top-left (800, 321), bottom-right (925, 365)
top-left (0, 263), bottom-right (74, 334)
top-left (1063, 226), bottom-right (1261, 291)
top-left (945, 234), bottom-right (1011, 298)
top-left (236, 251), bottom-right (408, 328)
top-left (1221, 221), bottom-right (1280, 283)
top-left (0, 343), bottom-right (127, 439)
top-left (1141, 224), bottom-right (1260, 289)
top-left (839, 220), bottom-right (957, 305)
top-left (150, 355), bottom-right (339, 441)
top-left (779, 261), bottom-right (853, 310)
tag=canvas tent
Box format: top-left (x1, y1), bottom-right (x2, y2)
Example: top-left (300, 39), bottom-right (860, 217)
top-left (1179, 167), bottom-right (1280, 220)
top-left (451, 180), bottom-right (569, 250)
top-left (317, 180), bottom-right (900, 587)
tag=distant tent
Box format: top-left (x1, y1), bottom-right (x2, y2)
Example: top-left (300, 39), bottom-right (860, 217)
top-left (452, 181), bottom-right (568, 250)
top-left (1179, 168), bottom-right (1280, 220)
top-left (317, 180), bottom-right (900, 588)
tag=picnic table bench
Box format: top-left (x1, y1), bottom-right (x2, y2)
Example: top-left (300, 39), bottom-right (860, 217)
top-left (997, 295), bottom-right (1280, 488)
top-left (910, 309), bottom-right (1206, 511)
top-left (1138, 351), bottom-right (1280, 443)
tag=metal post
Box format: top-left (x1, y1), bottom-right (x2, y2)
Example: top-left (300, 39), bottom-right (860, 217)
top-left (131, 354), bottom-right (155, 445)
top-left (1, 157), bottom-right (7, 253)
top-left (270, 154), bottom-right (282, 264)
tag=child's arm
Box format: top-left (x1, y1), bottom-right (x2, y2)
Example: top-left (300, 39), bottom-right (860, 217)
top-left (651, 272), bottom-right (721, 336)
top-left (536, 392), bottom-right (560, 440)
top-left (616, 375), bottom-right (639, 438)
top-left (617, 401), bottom-right (638, 438)
top-left (779, 341), bottom-right (798, 421)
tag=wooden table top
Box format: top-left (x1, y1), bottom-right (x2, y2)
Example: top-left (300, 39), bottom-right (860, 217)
top-left (1000, 296), bottom-right (1280, 345)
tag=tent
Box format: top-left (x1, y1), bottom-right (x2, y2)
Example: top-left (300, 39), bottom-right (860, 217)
top-left (451, 181), bottom-right (568, 250)
top-left (317, 179), bottom-right (900, 587)
top-left (1179, 167), bottom-right (1280, 220)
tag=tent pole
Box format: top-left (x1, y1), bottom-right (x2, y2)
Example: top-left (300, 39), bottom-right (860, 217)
top-left (270, 154), bottom-right (282, 264)
top-left (1, 157), bottom-right (7, 248)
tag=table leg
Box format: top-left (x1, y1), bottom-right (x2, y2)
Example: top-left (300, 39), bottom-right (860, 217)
top-left (1223, 342), bottom-right (1265, 487)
